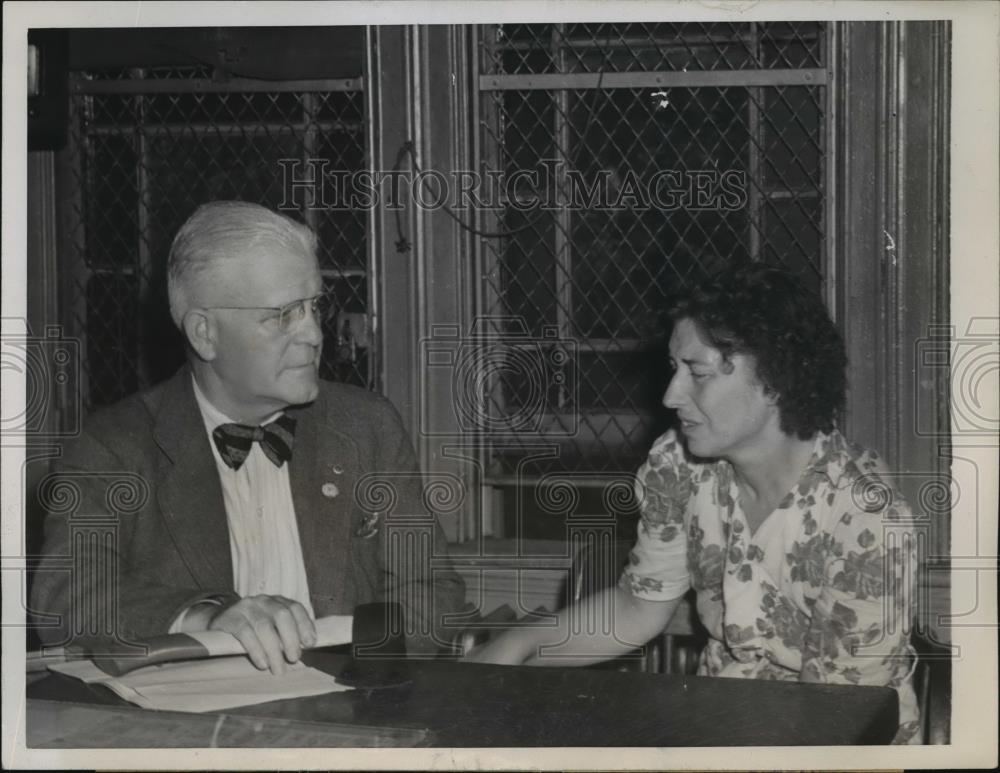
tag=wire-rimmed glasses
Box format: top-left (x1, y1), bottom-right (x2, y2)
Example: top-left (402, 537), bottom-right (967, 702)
top-left (206, 292), bottom-right (335, 334)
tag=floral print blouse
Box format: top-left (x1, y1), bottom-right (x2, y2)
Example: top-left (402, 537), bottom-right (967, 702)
top-left (619, 429), bottom-right (921, 744)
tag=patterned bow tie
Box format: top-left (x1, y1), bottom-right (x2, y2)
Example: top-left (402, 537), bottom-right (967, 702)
top-left (212, 414), bottom-right (297, 471)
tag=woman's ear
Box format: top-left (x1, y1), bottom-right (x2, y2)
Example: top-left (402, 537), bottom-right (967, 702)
top-left (182, 309), bottom-right (217, 362)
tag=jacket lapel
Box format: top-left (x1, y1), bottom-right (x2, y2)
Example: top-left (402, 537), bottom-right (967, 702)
top-left (287, 395), bottom-right (359, 614)
top-left (151, 367), bottom-right (234, 590)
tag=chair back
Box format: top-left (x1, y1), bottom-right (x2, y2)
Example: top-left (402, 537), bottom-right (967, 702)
top-left (911, 630), bottom-right (952, 744)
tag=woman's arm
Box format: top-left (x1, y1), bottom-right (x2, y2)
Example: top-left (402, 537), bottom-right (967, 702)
top-left (467, 431), bottom-right (692, 668)
top-left (464, 586), bottom-right (682, 667)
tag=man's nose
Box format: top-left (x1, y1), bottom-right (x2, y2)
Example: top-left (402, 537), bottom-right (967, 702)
top-left (296, 307), bottom-right (324, 347)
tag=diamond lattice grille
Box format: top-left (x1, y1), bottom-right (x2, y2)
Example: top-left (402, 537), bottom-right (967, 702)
top-left (66, 71), bottom-right (370, 410)
top-left (477, 22), bottom-right (826, 476)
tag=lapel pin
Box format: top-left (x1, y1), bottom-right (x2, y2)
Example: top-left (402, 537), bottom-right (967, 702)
top-left (356, 511), bottom-right (380, 539)
top-left (332, 465), bottom-right (344, 475)
top-left (322, 482), bottom-right (339, 498)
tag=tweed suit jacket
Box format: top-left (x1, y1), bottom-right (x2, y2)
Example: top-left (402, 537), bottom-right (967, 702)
top-left (31, 365), bottom-right (466, 654)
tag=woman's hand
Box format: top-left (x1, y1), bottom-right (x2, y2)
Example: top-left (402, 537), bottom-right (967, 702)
top-left (460, 588), bottom-right (682, 668)
top-left (461, 630), bottom-right (536, 665)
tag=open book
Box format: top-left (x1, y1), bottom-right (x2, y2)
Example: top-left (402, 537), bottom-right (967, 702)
top-left (46, 615), bottom-right (356, 713)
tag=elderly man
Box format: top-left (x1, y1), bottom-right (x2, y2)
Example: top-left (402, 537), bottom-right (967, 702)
top-left (32, 201), bottom-right (465, 672)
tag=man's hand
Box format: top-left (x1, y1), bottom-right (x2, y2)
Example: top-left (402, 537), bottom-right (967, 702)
top-left (202, 595), bottom-right (317, 674)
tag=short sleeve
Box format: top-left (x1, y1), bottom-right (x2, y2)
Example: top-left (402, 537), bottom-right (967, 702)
top-left (619, 431), bottom-right (692, 602)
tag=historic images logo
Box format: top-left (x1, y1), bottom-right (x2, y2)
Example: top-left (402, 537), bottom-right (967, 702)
top-left (279, 158), bottom-right (748, 213)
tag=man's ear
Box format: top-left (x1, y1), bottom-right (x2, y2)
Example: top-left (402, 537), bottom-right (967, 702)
top-left (182, 309), bottom-right (218, 361)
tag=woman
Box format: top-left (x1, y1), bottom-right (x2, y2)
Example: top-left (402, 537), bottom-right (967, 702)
top-left (466, 264), bottom-right (920, 744)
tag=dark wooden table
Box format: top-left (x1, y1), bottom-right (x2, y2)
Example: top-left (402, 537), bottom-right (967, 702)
top-left (27, 653), bottom-right (899, 747)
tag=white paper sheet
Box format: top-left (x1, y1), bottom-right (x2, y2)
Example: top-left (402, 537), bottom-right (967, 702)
top-left (50, 656), bottom-right (353, 713)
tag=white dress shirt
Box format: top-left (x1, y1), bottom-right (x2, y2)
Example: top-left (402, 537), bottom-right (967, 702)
top-left (170, 377), bottom-right (314, 630)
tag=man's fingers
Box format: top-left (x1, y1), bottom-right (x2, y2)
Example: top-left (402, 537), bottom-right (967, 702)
top-left (268, 606), bottom-right (304, 664)
top-left (252, 618), bottom-right (289, 675)
top-left (280, 597), bottom-right (317, 649)
top-left (207, 595), bottom-right (316, 673)
top-left (232, 626), bottom-right (270, 672)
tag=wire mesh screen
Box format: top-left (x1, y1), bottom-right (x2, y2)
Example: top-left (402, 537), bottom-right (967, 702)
top-left (477, 22), bottom-right (826, 479)
top-left (65, 68), bottom-right (370, 411)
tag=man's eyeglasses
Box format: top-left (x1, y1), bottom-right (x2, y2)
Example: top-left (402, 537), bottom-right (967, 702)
top-left (206, 293), bottom-right (335, 334)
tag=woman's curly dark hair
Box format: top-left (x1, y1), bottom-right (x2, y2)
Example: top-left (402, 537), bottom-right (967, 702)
top-left (667, 263), bottom-right (847, 439)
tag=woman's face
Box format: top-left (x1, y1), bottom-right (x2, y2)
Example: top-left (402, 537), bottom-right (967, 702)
top-left (662, 318), bottom-right (780, 461)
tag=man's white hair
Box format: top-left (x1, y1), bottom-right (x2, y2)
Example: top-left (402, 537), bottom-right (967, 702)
top-left (167, 200), bottom-right (318, 328)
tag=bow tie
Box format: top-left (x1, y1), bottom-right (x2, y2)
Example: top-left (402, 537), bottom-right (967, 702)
top-left (212, 414), bottom-right (297, 471)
